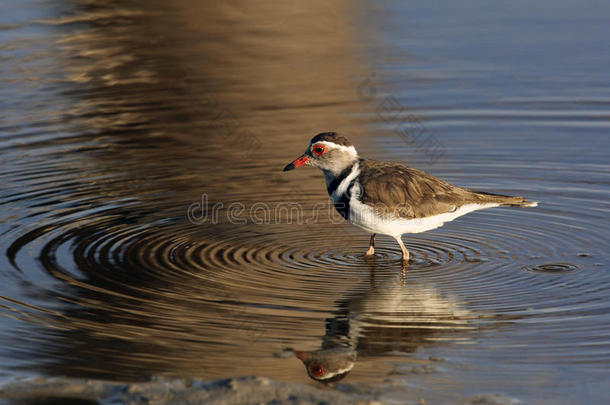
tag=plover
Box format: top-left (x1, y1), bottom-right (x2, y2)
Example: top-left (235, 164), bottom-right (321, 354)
top-left (283, 132), bottom-right (537, 264)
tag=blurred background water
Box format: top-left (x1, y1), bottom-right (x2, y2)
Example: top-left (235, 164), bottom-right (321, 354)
top-left (1, 0), bottom-right (609, 403)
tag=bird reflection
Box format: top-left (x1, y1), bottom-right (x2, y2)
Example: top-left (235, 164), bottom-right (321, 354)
top-left (293, 347), bottom-right (357, 383)
top-left (292, 266), bottom-right (475, 383)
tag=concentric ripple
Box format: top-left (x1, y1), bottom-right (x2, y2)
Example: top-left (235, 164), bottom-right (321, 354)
top-left (524, 262), bottom-right (581, 274)
top-left (2, 158), bottom-right (608, 381)
top-left (2, 123), bottom-right (609, 385)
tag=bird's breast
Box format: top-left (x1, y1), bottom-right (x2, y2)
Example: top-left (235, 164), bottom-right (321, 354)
top-left (325, 163), bottom-right (361, 221)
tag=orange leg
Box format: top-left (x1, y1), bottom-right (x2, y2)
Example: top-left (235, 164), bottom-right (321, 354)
top-left (364, 234), bottom-right (376, 257)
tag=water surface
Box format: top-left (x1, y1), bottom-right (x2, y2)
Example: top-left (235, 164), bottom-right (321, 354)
top-left (1, 0), bottom-right (609, 404)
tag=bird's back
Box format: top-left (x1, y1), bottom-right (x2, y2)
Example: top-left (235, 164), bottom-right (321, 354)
top-left (357, 159), bottom-right (536, 219)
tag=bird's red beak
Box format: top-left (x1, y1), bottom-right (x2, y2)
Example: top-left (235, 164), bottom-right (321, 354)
top-left (283, 155), bottom-right (309, 171)
top-left (292, 350), bottom-right (307, 361)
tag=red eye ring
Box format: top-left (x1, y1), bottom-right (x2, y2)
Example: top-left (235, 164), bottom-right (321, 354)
top-left (309, 363), bottom-right (325, 377)
top-left (312, 144), bottom-right (326, 156)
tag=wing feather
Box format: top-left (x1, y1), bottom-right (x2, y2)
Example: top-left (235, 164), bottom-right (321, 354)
top-left (357, 159), bottom-right (469, 219)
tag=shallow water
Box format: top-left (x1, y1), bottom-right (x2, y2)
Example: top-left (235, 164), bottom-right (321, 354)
top-left (1, 0), bottom-right (609, 403)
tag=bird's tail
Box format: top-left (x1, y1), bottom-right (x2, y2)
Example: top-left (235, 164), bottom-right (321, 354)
top-left (469, 190), bottom-right (538, 207)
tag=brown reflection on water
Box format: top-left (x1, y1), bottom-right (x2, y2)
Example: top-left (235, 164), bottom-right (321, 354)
top-left (7, 0), bottom-right (381, 382)
top-left (32, 0), bottom-right (381, 244)
top-left (54, 0), bottom-right (371, 194)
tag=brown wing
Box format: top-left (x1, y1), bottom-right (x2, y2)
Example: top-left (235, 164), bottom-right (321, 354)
top-left (357, 159), bottom-right (472, 219)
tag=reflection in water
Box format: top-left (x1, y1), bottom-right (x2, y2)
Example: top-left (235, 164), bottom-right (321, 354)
top-left (293, 348), bottom-right (356, 383)
top-left (293, 266), bottom-right (475, 383)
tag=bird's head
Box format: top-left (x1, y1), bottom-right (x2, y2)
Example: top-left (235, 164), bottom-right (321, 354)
top-left (283, 132), bottom-right (358, 176)
top-left (292, 347), bottom-right (356, 384)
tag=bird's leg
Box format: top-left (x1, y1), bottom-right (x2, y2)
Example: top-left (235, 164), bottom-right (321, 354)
top-left (394, 235), bottom-right (410, 265)
top-left (364, 234), bottom-right (376, 257)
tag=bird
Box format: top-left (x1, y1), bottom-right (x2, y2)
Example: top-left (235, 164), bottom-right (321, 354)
top-left (283, 132), bottom-right (537, 265)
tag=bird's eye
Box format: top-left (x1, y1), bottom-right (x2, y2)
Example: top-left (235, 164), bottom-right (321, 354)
top-left (309, 363), bottom-right (325, 377)
top-left (313, 144), bottom-right (326, 156)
